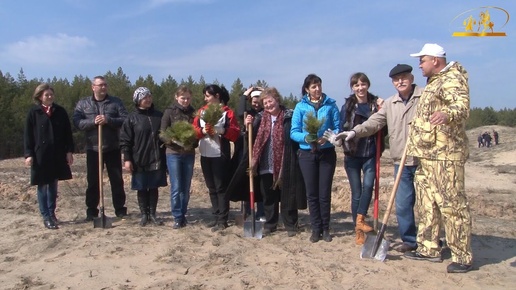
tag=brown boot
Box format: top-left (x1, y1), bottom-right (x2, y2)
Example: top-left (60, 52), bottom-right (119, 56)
top-left (355, 229), bottom-right (366, 245)
top-left (356, 214), bottom-right (373, 233)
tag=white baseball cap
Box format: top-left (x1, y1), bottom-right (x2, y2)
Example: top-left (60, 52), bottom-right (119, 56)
top-left (250, 90), bottom-right (262, 98)
top-left (410, 43), bottom-right (446, 58)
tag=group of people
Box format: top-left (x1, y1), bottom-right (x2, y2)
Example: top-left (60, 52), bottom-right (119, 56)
top-left (477, 130), bottom-right (498, 147)
top-left (23, 43), bottom-right (473, 273)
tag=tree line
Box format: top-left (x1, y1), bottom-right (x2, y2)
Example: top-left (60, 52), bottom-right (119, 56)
top-left (0, 67), bottom-right (300, 159)
top-left (1, 67), bottom-right (514, 159)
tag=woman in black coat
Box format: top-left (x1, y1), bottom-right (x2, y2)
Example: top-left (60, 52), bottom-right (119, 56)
top-left (120, 87), bottom-right (167, 227)
top-left (24, 83), bottom-right (74, 230)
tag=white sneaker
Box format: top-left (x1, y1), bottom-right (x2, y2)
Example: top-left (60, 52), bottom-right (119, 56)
top-left (258, 217), bottom-right (266, 222)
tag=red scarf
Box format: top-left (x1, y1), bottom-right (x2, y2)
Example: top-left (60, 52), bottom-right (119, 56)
top-left (251, 110), bottom-right (284, 188)
top-left (42, 104), bottom-right (52, 117)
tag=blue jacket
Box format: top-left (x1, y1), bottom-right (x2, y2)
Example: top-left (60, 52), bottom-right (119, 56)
top-left (290, 94), bottom-right (340, 151)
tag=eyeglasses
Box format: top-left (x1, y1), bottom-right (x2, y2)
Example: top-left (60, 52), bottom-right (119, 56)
top-left (93, 83), bottom-right (108, 87)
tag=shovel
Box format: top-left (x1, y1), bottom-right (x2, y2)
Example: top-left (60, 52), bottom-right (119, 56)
top-left (234, 114), bottom-right (249, 227)
top-left (243, 119), bottom-right (263, 238)
top-left (93, 124), bottom-right (112, 229)
top-left (373, 130), bottom-right (382, 231)
top-left (360, 142), bottom-right (408, 261)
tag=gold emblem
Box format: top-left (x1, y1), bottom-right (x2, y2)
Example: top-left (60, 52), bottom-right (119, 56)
top-left (451, 6), bottom-right (509, 37)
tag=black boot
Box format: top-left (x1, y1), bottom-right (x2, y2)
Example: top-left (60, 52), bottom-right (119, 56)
top-left (148, 189), bottom-right (163, 226)
top-left (137, 191), bottom-right (149, 227)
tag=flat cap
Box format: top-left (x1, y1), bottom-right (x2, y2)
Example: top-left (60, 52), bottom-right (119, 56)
top-left (389, 64), bottom-right (413, 78)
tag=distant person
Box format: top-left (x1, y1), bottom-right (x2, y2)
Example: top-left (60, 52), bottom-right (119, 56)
top-left (477, 134), bottom-right (483, 148)
top-left (244, 87), bottom-right (306, 237)
top-left (493, 130), bottom-right (499, 145)
top-left (73, 76), bottom-right (128, 221)
top-left (404, 43), bottom-right (473, 273)
top-left (160, 85), bottom-right (197, 229)
top-left (120, 87), bottom-right (167, 226)
top-left (484, 132), bottom-right (492, 147)
top-left (24, 83), bottom-right (74, 229)
top-left (193, 84), bottom-right (240, 232)
top-left (325, 64), bottom-right (420, 251)
top-left (290, 74), bottom-right (340, 243)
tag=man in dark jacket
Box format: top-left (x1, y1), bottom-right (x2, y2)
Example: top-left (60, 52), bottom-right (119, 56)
top-left (73, 76), bottom-right (128, 220)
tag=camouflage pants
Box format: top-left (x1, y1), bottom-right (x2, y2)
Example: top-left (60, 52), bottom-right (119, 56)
top-left (414, 159), bottom-right (473, 265)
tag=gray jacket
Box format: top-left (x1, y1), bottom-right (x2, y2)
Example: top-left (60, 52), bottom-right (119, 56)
top-left (353, 85), bottom-right (423, 166)
top-left (73, 95), bottom-right (128, 152)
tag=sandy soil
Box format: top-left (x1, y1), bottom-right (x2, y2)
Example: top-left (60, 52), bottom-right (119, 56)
top-left (0, 126), bottom-right (515, 290)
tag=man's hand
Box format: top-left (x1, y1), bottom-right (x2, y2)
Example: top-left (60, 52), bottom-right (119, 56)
top-left (335, 130), bottom-right (356, 142)
top-left (430, 111), bottom-right (448, 125)
top-left (322, 129), bottom-right (342, 146)
top-left (95, 114), bottom-right (107, 125)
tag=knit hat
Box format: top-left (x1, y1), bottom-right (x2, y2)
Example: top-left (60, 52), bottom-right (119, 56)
top-left (133, 87), bottom-right (151, 104)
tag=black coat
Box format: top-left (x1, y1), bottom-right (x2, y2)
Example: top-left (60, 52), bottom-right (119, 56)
top-left (227, 108), bottom-right (307, 210)
top-left (24, 103), bottom-right (74, 185)
top-left (120, 105), bottom-right (166, 172)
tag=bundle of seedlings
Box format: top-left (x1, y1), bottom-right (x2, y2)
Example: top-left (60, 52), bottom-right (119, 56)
top-left (160, 121), bottom-right (197, 150)
top-left (200, 103), bottom-right (224, 135)
top-left (304, 112), bottom-right (325, 152)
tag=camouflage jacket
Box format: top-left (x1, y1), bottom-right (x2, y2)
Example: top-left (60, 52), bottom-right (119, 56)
top-left (406, 61), bottom-right (470, 161)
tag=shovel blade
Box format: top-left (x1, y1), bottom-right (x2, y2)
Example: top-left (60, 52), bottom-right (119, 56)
top-left (243, 219), bottom-right (264, 239)
top-left (93, 214), bottom-right (112, 229)
top-left (360, 233), bottom-right (390, 261)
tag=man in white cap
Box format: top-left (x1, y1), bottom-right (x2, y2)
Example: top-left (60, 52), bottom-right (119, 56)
top-left (403, 43), bottom-right (473, 273)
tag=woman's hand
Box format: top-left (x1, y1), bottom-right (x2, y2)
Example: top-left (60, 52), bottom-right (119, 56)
top-left (124, 161), bottom-right (133, 173)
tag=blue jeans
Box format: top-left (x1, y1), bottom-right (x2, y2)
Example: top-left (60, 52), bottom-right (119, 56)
top-left (344, 156), bottom-right (375, 225)
top-left (37, 180), bottom-right (58, 220)
top-left (167, 153), bottom-right (195, 222)
top-left (394, 164), bottom-right (417, 247)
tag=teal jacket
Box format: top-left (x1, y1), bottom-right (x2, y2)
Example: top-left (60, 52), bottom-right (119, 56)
top-left (290, 94), bottom-right (340, 151)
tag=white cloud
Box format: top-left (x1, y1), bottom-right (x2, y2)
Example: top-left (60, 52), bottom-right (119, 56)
top-left (1, 33), bottom-right (95, 65)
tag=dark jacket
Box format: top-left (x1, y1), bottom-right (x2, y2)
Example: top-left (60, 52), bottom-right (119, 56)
top-left (341, 94), bottom-right (386, 158)
top-left (72, 94), bottom-right (128, 152)
top-left (24, 103), bottom-right (74, 185)
top-left (227, 108), bottom-right (307, 210)
top-left (160, 102), bottom-right (197, 154)
top-left (120, 105), bottom-right (165, 172)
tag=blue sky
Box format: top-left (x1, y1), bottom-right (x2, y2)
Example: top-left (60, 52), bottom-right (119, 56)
top-left (0, 0), bottom-right (514, 109)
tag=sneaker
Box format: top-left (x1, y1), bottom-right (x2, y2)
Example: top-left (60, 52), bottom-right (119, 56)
top-left (396, 243), bottom-right (417, 253)
top-left (403, 251), bottom-right (443, 263)
top-left (172, 222), bottom-right (183, 229)
top-left (447, 262), bottom-right (472, 273)
top-left (258, 217), bottom-right (266, 222)
top-left (43, 219), bottom-right (58, 230)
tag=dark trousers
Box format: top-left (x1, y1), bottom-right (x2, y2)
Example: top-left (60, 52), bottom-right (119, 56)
top-left (86, 149), bottom-right (126, 217)
top-left (259, 173), bottom-right (298, 231)
top-left (297, 148), bottom-right (336, 233)
top-left (201, 156), bottom-right (229, 224)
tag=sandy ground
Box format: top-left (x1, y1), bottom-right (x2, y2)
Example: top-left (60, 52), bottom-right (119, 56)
top-left (0, 125), bottom-right (515, 290)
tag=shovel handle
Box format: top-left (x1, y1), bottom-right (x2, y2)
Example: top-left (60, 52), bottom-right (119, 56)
top-left (381, 142), bottom-right (408, 227)
top-left (374, 130), bottom-right (382, 231)
top-left (98, 124), bottom-right (105, 226)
